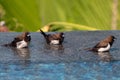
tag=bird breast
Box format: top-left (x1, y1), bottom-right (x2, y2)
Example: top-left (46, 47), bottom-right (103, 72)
top-left (16, 40), bottom-right (28, 49)
top-left (50, 40), bottom-right (59, 45)
top-left (98, 43), bottom-right (111, 52)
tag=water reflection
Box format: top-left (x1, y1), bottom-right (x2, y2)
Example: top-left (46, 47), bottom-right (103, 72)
top-left (43, 44), bottom-right (65, 58)
top-left (11, 47), bottom-right (31, 66)
top-left (45, 44), bottom-right (64, 50)
top-left (98, 51), bottom-right (113, 62)
top-left (13, 48), bottom-right (30, 59)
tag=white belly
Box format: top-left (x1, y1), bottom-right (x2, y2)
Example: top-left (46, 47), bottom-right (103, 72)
top-left (16, 40), bottom-right (28, 49)
top-left (50, 40), bottom-right (59, 45)
top-left (98, 44), bottom-right (110, 52)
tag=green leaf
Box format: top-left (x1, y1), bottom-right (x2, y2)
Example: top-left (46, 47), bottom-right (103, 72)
top-left (0, 0), bottom-right (119, 31)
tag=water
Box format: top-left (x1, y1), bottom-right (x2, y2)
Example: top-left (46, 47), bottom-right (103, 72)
top-left (0, 31), bottom-right (120, 80)
top-left (0, 61), bottom-right (120, 80)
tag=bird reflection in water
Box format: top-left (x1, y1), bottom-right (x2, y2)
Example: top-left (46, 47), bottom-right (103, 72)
top-left (98, 51), bottom-right (113, 62)
top-left (43, 44), bottom-right (64, 58)
top-left (45, 44), bottom-right (64, 50)
top-left (11, 47), bottom-right (31, 66)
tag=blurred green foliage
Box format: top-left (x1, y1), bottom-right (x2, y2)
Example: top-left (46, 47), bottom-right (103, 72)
top-left (0, 0), bottom-right (120, 32)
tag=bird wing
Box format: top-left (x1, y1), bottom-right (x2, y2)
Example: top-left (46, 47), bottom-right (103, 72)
top-left (47, 34), bottom-right (57, 40)
top-left (94, 41), bottom-right (109, 48)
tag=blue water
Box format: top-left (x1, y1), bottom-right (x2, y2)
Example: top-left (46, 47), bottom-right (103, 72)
top-left (0, 61), bottom-right (120, 80)
top-left (0, 32), bottom-right (120, 80)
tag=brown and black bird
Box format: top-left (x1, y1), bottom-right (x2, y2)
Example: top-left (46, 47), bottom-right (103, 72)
top-left (87, 35), bottom-right (116, 52)
top-left (3, 32), bottom-right (31, 49)
top-left (40, 29), bottom-right (64, 45)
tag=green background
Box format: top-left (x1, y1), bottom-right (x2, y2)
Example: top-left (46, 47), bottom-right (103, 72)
top-left (0, 0), bottom-right (120, 32)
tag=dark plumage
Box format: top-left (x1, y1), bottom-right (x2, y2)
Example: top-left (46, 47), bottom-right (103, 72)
top-left (40, 29), bottom-right (64, 45)
top-left (3, 32), bottom-right (31, 48)
top-left (88, 35), bottom-right (116, 52)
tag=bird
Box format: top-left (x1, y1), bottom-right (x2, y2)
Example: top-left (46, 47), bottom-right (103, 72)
top-left (40, 29), bottom-right (64, 45)
top-left (0, 21), bottom-right (9, 32)
top-left (3, 32), bottom-right (31, 49)
top-left (87, 35), bottom-right (116, 52)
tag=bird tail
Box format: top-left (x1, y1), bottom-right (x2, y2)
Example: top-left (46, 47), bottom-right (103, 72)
top-left (40, 29), bottom-right (47, 38)
top-left (2, 43), bottom-right (11, 47)
top-left (84, 47), bottom-right (96, 52)
top-left (84, 48), bottom-right (92, 50)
